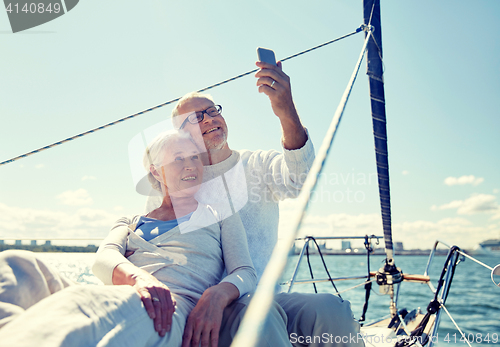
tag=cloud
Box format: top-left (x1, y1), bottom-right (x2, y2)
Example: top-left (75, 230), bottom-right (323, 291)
top-left (491, 211), bottom-right (500, 221)
top-left (393, 218), bottom-right (491, 249)
top-left (444, 175), bottom-right (484, 186)
top-left (56, 189), bottom-right (93, 206)
top-left (278, 200), bottom-right (498, 250)
top-left (402, 170), bottom-right (410, 175)
top-left (279, 200), bottom-right (376, 246)
top-left (432, 194), bottom-right (499, 215)
top-left (0, 203), bottom-right (120, 240)
top-left (82, 176), bottom-right (97, 181)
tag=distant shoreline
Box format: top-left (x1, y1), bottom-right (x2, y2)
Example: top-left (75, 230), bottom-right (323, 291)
top-left (0, 244), bottom-right (98, 253)
top-left (0, 245), bottom-right (487, 257)
top-left (291, 248), bottom-right (484, 256)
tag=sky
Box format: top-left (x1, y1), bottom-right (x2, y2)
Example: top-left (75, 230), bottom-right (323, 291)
top-left (0, 0), bottom-right (499, 251)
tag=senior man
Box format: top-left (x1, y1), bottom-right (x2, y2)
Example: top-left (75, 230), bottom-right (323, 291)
top-left (145, 61), bottom-right (363, 347)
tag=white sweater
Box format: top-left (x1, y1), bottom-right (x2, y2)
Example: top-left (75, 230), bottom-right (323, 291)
top-left (146, 137), bottom-right (315, 280)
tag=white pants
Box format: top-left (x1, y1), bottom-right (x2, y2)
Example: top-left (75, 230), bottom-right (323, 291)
top-left (0, 250), bottom-right (364, 347)
top-left (276, 292), bottom-right (364, 347)
top-left (0, 250), bottom-right (193, 347)
top-left (218, 292), bottom-right (364, 347)
top-left (218, 292), bottom-right (292, 347)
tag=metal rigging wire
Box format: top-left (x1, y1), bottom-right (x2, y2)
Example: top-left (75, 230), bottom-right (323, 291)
top-left (230, 26), bottom-right (373, 347)
top-left (0, 27), bottom-right (364, 168)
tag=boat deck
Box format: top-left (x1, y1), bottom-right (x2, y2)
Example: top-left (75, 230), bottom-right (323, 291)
top-left (361, 314), bottom-right (436, 347)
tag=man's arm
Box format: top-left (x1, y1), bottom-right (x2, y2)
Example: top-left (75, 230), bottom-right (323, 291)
top-left (255, 60), bottom-right (308, 150)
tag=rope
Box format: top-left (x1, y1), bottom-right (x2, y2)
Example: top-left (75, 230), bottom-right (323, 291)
top-left (304, 236), bottom-right (342, 298)
top-left (456, 249), bottom-right (494, 271)
top-left (310, 237), bottom-right (342, 298)
top-left (0, 100), bottom-right (180, 167)
top-left (0, 27), bottom-right (364, 168)
top-left (440, 304), bottom-right (472, 347)
top-left (359, 235), bottom-right (376, 324)
top-left (230, 29), bottom-right (372, 347)
top-left (336, 279), bottom-right (375, 296)
top-left (305, 241), bottom-right (318, 293)
top-left (395, 247), bottom-right (461, 347)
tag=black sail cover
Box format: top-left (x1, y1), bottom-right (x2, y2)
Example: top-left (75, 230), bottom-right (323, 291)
top-left (363, 0), bottom-right (395, 265)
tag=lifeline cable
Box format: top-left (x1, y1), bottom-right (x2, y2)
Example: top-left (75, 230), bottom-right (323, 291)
top-left (0, 27), bottom-right (364, 168)
top-left (306, 236), bottom-right (342, 298)
top-left (395, 247), bottom-right (462, 347)
top-left (359, 235), bottom-right (376, 324)
top-left (230, 27), bottom-right (373, 347)
top-left (305, 240), bottom-right (318, 293)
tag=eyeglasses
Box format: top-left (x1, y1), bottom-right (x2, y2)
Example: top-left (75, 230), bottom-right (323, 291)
top-left (178, 105), bottom-right (223, 129)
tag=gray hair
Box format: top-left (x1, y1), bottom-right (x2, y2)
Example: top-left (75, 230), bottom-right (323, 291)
top-left (143, 130), bottom-right (194, 192)
top-left (171, 92), bottom-right (215, 128)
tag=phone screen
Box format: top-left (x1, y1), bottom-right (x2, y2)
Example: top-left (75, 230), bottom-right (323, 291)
top-left (257, 47), bottom-right (277, 66)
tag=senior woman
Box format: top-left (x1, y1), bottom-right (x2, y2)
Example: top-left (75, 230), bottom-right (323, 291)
top-left (92, 129), bottom-right (257, 347)
top-left (0, 130), bottom-right (257, 347)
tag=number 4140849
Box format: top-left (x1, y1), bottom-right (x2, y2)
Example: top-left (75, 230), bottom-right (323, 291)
top-left (444, 333), bottom-right (499, 344)
top-left (5, 3), bottom-right (62, 14)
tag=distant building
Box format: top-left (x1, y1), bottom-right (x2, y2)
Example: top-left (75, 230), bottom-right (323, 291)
top-left (341, 241), bottom-right (351, 250)
top-left (31, 240), bottom-right (37, 246)
top-left (479, 239), bottom-right (500, 253)
top-left (15, 240), bottom-right (22, 245)
top-left (395, 242), bottom-right (404, 251)
top-left (44, 240), bottom-right (52, 246)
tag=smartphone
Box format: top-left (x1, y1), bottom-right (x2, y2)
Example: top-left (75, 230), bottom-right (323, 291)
top-left (257, 47), bottom-right (277, 66)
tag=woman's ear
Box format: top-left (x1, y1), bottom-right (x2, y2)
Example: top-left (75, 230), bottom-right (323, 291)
top-left (150, 165), bottom-right (162, 182)
top-left (150, 165), bottom-right (169, 189)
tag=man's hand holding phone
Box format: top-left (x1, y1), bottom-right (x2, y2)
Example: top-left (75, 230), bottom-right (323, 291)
top-left (255, 47), bottom-right (308, 150)
top-left (255, 47), bottom-right (295, 118)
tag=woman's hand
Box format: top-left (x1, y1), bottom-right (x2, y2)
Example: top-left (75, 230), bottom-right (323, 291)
top-left (113, 263), bottom-right (176, 337)
top-left (182, 283), bottom-right (239, 347)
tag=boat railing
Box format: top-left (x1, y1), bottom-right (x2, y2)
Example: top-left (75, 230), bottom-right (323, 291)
top-left (282, 235), bottom-right (383, 293)
top-left (284, 236), bottom-right (496, 347)
top-left (424, 239), bottom-right (496, 292)
top-left (421, 240), bottom-right (498, 347)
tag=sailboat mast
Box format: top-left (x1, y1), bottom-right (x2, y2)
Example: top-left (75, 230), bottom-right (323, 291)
top-left (363, 0), bottom-right (395, 266)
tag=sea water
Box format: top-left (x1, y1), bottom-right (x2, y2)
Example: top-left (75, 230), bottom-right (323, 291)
top-left (36, 253), bottom-right (499, 346)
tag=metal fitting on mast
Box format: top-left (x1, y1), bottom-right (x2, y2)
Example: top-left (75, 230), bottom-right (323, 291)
top-left (357, 24), bottom-right (375, 33)
top-left (376, 263), bottom-right (403, 317)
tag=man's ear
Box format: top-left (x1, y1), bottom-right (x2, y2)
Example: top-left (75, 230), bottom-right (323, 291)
top-left (171, 117), bottom-right (181, 129)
